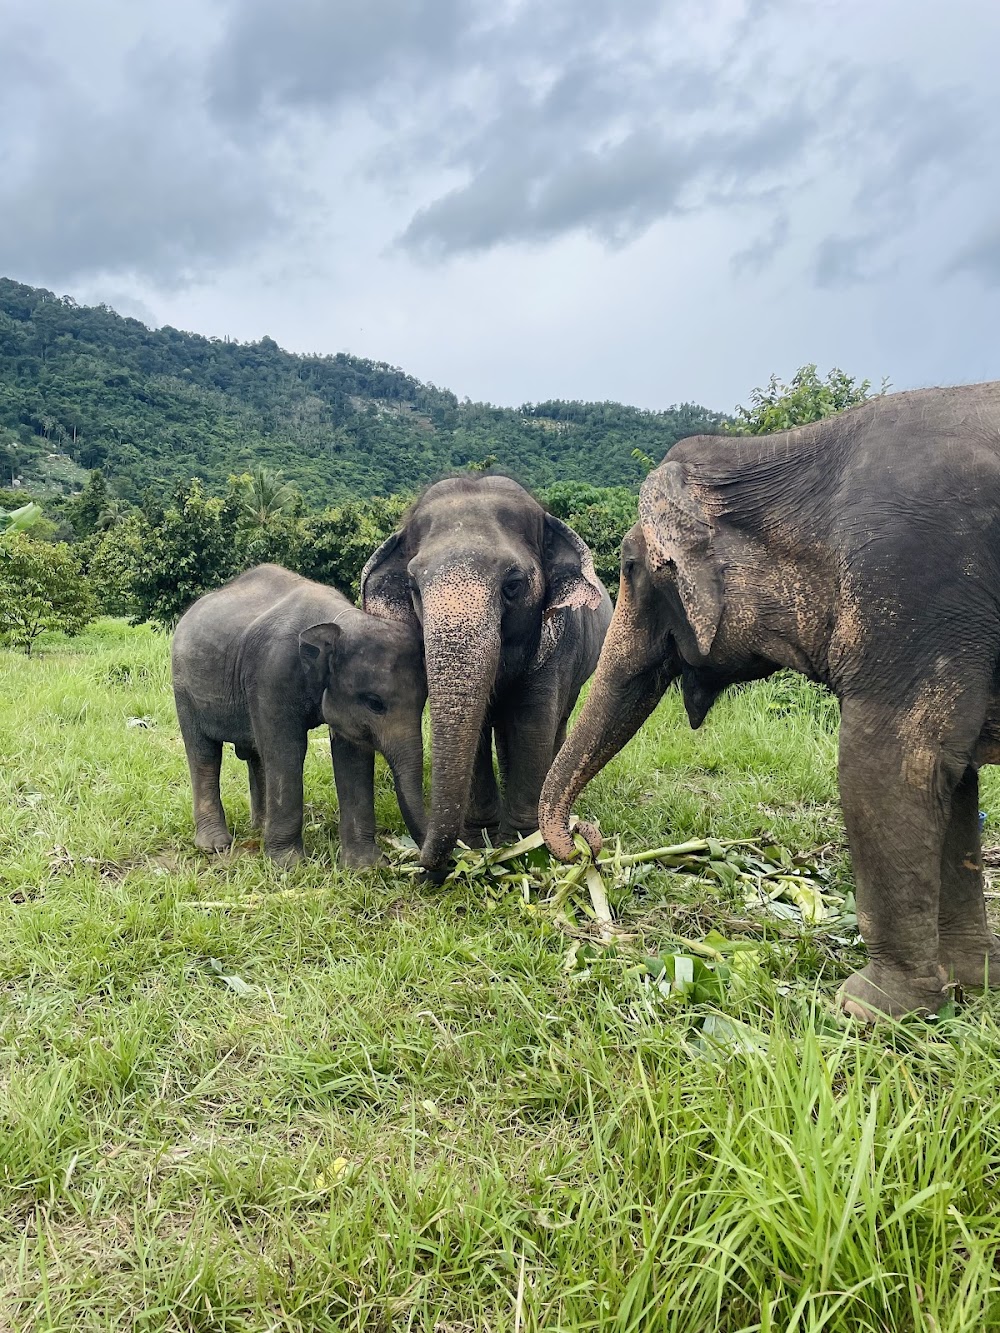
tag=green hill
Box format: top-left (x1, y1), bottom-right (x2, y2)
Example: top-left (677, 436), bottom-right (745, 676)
top-left (0, 278), bottom-right (728, 503)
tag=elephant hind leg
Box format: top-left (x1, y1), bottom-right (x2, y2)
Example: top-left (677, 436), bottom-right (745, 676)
top-left (937, 764), bottom-right (1000, 988)
top-left (247, 752), bottom-right (267, 831)
top-left (178, 711), bottom-right (232, 853)
top-left (234, 743), bottom-right (267, 831)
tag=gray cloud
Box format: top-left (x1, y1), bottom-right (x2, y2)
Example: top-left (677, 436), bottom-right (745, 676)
top-left (947, 227), bottom-right (1000, 286)
top-left (208, 0), bottom-right (473, 121)
top-left (391, 36), bottom-right (980, 272)
top-left (813, 232), bottom-right (886, 289)
top-left (6, 0), bottom-right (995, 293)
top-left (0, 3), bottom-right (283, 287)
top-left (0, 95), bottom-right (281, 286)
top-left (731, 215), bottom-right (790, 277)
top-left (401, 108), bottom-right (815, 257)
top-left (2, 0), bottom-right (1000, 416)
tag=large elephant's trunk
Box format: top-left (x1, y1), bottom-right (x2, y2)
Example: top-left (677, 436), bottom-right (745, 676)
top-left (419, 570), bottom-right (501, 873)
top-left (385, 731), bottom-right (427, 848)
top-left (539, 587), bottom-right (672, 861)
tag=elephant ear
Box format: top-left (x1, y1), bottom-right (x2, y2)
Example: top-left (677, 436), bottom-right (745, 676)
top-left (542, 515), bottom-right (606, 615)
top-left (298, 622), bottom-right (342, 699)
top-left (638, 461), bottom-right (723, 657)
top-left (360, 531), bottom-right (417, 627)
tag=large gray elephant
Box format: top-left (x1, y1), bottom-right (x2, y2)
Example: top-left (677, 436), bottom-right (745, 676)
top-left (538, 382), bottom-right (1000, 1021)
top-left (361, 475), bottom-right (613, 874)
top-left (172, 565), bottom-right (426, 868)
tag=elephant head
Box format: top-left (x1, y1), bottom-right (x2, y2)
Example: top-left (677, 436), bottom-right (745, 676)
top-left (361, 475), bottom-right (604, 872)
top-left (298, 611), bottom-right (428, 846)
top-left (538, 451), bottom-right (767, 860)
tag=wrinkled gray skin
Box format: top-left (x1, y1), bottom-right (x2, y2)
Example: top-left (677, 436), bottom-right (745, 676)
top-left (362, 475), bottom-right (613, 875)
top-left (172, 565), bottom-right (427, 868)
top-left (539, 382), bottom-right (1000, 1021)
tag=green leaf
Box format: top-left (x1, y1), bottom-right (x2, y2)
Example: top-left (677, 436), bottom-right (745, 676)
top-left (204, 957), bottom-right (255, 996)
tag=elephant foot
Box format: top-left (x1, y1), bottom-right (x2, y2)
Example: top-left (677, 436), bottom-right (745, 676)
top-left (265, 843), bottom-right (304, 870)
top-left (499, 822), bottom-right (538, 845)
top-left (462, 822), bottom-right (501, 850)
top-left (195, 826), bottom-right (233, 853)
top-left (837, 962), bottom-right (951, 1023)
top-left (938, 933), bottom-right (1000, 989)
top-left (339, 842), bottom-right (386, 871)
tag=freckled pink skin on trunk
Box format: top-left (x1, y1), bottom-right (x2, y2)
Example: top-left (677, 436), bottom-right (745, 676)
top-left (539, 576), bottom-right (662, 861)
top-left (419, 564), bottom-right (501, 872)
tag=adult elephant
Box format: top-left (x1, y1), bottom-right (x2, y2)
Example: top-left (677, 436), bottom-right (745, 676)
top-left (362, 475), bottom-right (613, 875)
top-left (538, 382), bottom-right (1000, 1021)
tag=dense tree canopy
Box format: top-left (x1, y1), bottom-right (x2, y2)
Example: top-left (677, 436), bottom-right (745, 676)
top-left (0, 273), bottom-right (886, 646)
top-left (0, 278), bottom-right (729, 504)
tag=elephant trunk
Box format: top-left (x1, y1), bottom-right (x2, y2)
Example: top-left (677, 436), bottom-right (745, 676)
top-left (419, 571), bottom-right (501, 873)
top-left (385, 731), bottom-right (427, 848)
top-left (539, 587), bottom-right (672, 861)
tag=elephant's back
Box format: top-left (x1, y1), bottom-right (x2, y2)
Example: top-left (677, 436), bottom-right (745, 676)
top-left (248, 579), bottom-right (354, 649)
top-left (172, 566), bottom-right (327, 692)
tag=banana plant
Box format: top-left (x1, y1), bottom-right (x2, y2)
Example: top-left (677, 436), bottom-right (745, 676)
top-left (0, 502), bottom-right (41, 534)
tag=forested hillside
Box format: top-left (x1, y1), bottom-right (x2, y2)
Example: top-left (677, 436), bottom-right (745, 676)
top-left (0, 279), bottom-right (727, 503)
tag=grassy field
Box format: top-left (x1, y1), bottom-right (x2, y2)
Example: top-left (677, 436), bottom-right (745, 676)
top-left (3, 621), bottom-right (1000, 1331)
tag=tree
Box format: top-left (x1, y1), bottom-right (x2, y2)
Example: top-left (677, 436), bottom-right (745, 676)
top-left (541, 482), bottom-right (637, 593)
top-left (298, 497), bottom-right (408, 599)
top-left (233, 465), bottom-right (300, 526)
top-left (129, 480), bottom-right (239, 626)
top-left (0, 534), bottom-right (95, 653)
top-left (466, 453), bottom-right (499, 473)
top-left (87, 512), bottom-right (147, 619)
top-left (733, 365), bottom-right (889, 435)
top-left (67, 469), bottom-right (129, 538)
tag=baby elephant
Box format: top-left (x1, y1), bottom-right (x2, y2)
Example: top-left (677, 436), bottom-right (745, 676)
top-left (171, 565), bottom-right (427, 868)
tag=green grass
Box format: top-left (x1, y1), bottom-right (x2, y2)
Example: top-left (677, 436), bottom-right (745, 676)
top-left (2, 620), bottom-right (1000, 1331)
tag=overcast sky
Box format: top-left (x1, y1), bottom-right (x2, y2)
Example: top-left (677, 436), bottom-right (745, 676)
top-left (2, 0), bottom-right (998, 413)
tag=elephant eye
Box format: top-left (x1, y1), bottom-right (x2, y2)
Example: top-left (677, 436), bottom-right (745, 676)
top-left (502, 570), bottom-right (526, 599)
top-left (361, 693), bottom-right (388, 715)
top-left (623, 557), bottom-right (636, 577)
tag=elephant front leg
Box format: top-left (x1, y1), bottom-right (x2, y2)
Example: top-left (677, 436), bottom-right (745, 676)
top-left (836, 699), bottom-right (955, 1020)
top-left (259, 736), bottom-right (308, 868)
top-left (495, 688), bottom-right (565, 842)
top-left (330, 735), bottom-right (382, 869)
top-left (938, 764), bottom-right (1000, 988)
top-left (462, 724), bottom-right (501, 848)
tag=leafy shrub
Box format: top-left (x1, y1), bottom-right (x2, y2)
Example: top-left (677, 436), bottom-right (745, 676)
top-left (541, 481), bottom-right (636, 594)
top-left (0, 533), bottom-right (95, 653)
top-left (733, 364), bottom-right (888, 435)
